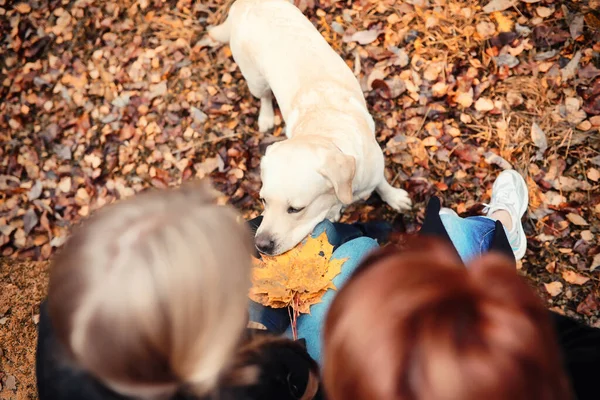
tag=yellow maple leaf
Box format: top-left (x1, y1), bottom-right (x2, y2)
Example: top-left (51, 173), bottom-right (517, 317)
top-left (249, 231), bottom-right (347, 314)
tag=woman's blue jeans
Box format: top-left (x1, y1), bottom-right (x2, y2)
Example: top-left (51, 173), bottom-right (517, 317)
top-left (439, 214), bottom-right (502, 264)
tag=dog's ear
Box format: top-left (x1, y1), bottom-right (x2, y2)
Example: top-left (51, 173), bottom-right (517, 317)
top-left (318, 151), bottom-right (356, 205)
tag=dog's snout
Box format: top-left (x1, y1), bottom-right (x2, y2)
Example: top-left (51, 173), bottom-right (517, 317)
top-left (255, 234), bottom-right (276, 255)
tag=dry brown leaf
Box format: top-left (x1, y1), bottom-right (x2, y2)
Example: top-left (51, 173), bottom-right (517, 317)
top-left (28, 180), bottom-right (43, 201)
top-left (543, 191), bottom-right (566, 207)
top-left (423, 63), bottom-right (444, 81)
top-left (460, 113), bottom-right (472, 124)
top-left (456, 89), bottom-right (474, 108)
top-left (476, 21), bottom-right (496, 38)
top-left (591, 254), bottom-right (600, 271)
top-left (565, 97), bottom-right (581, 113)
top-left (250, 231), bottom-right (346, 314)
top-left (581, 230), bottom-right (593, 241)
top-left (577, 120), bottom-right (592, 131)
top-left (175, 158), bottom-right (189, 172)
top-left (569, 14), bottom-right (585, 39)
top-left (566, 213), bottom-right (589, 226)
top-left (23, 209), bottom-right (39, 235)
top-left (75, 188), bottom-right (90, 205)
top-left (495, 54), bottom-right (519, 68)
top-left (14, 229), bottom-right (26, 248)
top-left (530, 122), bottom-right (547, 158)
top-left (484, 152), bottom-right (512, 169)
top-left (562, 270), bottom-right (590, 285)
top-left (551, 176), bottom-right (592, 192)
top-left (422, 136), bottom-right (441, 147)
top-left (561, 51), bottom-right (582, 82)
top-left (587, 168), bottom-right (600, 182)
top-left (432, 82), bottom-right (449, 97)
top-left (4, 375), bottom-right (17, 391)
top-left (425, 16), bottom-right (439, 29)
top-left (15, 3), bottom-right (32, 13)
top-left (544, 281), bottom-right (563, 297)
top-left (475, 97), bottom-right (494, 112)
top-left (577, 293), bottom-right (600, 317)
top-left (536, 6), bottom-right (554, 18)
top-left (483, 0), bottom-right (516, 13)
top-left (509, 92), bottom-right (526, 107)
top-left (345, 30), bottom-right (382, 45)
top-left (58, 177), bottom-right (72, 193)
top-left (195, 156), bottom-right (224, 178)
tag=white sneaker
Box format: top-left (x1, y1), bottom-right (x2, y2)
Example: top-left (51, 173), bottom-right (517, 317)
top-left (484, 170), bottom-right (529, 260)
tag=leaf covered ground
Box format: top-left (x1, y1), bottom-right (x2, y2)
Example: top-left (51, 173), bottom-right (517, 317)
top-left (1, 0), bottom-right (600, 397)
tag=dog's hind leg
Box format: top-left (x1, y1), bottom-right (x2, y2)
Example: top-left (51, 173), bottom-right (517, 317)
top-left (376, 179), bottom-right (412, 211)
top-left (230, 34), bottom-right (275, 132)
top-left (207, 18), bottom-right (231, 43)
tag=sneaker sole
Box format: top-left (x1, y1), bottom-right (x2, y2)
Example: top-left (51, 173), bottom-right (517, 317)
top-left (506, 169), bottom-right (529, 218)
top-left (503, 170), bottom-right (528, 260)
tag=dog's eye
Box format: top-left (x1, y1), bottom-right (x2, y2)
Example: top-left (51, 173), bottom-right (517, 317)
top-left (287, 206), bottom-right (304, 214)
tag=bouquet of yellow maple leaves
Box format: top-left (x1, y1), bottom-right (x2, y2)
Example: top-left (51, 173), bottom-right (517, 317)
top-left (249, 231), bottom-right (346, 339)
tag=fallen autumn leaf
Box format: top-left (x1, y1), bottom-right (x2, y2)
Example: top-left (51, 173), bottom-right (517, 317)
top-left (250, 231), bottom-right (347, 314)
top-left (544, 281), bottom-right (563, 297)
top-left (566, 213), bottom-right (589, 226)
top-left (562, 270), bottom-right (590, 285)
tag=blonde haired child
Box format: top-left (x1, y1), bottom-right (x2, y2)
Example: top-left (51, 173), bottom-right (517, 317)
top-left (37, 182), bottom-right (320, 399)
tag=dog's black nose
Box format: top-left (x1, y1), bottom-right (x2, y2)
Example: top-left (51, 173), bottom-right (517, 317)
top-left (255, 234), bottom-right (276, 255)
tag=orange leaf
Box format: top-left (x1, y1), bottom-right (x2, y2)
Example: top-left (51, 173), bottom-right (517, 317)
top-left (562, 270), bottom-right (590, 285)
top-left (544, 281), bottom-right (563, 297)
top-left (250, 231), bottom-right (347, 314)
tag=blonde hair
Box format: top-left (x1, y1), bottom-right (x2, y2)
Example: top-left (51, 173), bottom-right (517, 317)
top-left (48, 181), bottom-right (254, 398)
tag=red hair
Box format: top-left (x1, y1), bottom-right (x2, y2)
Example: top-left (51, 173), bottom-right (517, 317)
top-left (323, 238), bottom-right (571, 400)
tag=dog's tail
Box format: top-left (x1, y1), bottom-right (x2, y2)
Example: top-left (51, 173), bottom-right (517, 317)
top-left (208, 17), bottom-right (231, 43)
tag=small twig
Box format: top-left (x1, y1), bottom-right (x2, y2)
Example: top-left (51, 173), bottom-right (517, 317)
top-left (172, 145), bottom-right (193, 155)
top-left (287, 294), bottom-right (300, 340)
top-left (198, 131), bottom-right (245, 145)
top-left (414, 107), bottom-right (431, 137)
top-left (563, 128), bottom-right (574, 160)
top-left (166, 10), bottom-right (197, 20)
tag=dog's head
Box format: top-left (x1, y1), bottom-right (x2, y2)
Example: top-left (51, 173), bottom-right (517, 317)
top-left (255, 138), bottom-right (356, 255)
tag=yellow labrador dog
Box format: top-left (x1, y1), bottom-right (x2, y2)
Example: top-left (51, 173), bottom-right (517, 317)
top-left (209, 0), bottom-right (411, 255)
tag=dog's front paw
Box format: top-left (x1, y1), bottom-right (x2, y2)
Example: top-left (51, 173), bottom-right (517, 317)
top-left (381, 188), bottom-right (412, 211)
top-left (326, 205), bottom-right (343, 222)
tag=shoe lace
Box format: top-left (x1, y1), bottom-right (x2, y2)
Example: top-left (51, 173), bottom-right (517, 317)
top-left (482, 183), bottom-right (515, 213)
top-left (495, 189), bottom-right (513, 204)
